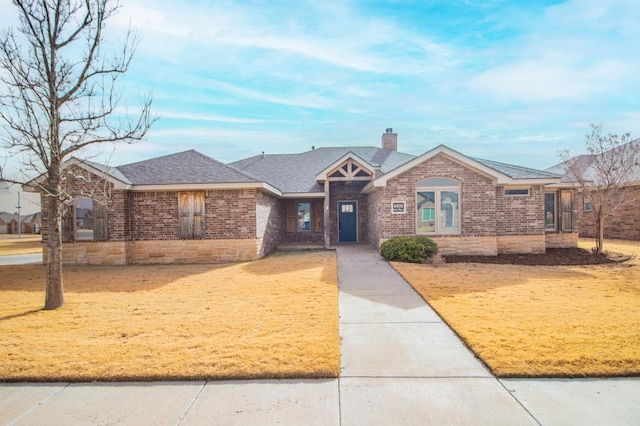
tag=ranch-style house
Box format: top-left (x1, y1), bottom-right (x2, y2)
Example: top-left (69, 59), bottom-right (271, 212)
top-left (32, 129), bottom-right (578, 265)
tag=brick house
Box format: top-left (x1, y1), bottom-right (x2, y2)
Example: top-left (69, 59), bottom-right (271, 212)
top-left (31, 129), bottom-right (577, 265)
top-left (546, 141), bottom-right (640, 241)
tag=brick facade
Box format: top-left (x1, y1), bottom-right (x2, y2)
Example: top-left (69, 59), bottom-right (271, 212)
top-left (255, 191), bottom-right (283, 256)
top-left (40, 147), bottom-right (579, 263)
top-left (367, 154), bottom-right (573, 254)
top-left (576, 186), bottom-right (640, 240)
top-left (41, 166), bottom-right (282, 264)
top-left (368, 154), bottom-right (499, 243)
top-left (496, 185), bottom-right (545, 236)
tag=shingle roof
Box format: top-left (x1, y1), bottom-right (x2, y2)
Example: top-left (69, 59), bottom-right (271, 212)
top-left (81, 159), bottom-right (132, 185)
top-left (116, 150), bottom-right (260, 185)
top-left (474, 158), bottom-right (562, 180)
top-left (229, 147), bottom-right (415, 193)
top-left (545, 140), bottom-right (640, 184)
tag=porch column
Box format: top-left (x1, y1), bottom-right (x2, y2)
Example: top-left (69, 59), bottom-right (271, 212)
top-left (324, 180), bottom-right (330, 248)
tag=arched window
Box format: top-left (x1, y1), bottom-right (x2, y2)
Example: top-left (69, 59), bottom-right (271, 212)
top-left (416, 178), bottom-right (460, 234)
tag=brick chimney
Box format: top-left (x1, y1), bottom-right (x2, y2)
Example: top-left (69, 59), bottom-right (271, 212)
top-left (381, 128), bottom-right (397, 151)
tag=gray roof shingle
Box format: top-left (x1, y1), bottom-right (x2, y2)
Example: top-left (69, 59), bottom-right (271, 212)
top-left (474, 158), bottom-right (562, 180)
top-left (230, 147), bottom-right (415, 193)
top-left (116, 150), bottom-right (260, 185)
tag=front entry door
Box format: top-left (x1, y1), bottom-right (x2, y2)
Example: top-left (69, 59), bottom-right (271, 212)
top-left (338, 201), bottom-right (357, 243)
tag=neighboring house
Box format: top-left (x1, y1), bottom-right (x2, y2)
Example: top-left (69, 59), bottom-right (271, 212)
top-left (0, 212), bottom-right (12, 234)
top-left (0, 211), bottom-right (41, 234)
top-left (29, 129), bottom-right (578, 265)
top-left (546, 141), bottom-right (640, 240)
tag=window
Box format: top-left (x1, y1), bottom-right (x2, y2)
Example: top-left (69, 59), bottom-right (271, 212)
top-left (416, 178), bottom-right (460, 234)
top-left (561, 190), bottom-right (573, 231)
top-left (544, 192), bottom-right (556, 230)
top-left (505, 188), bottom-right (529, 196)
top-left (75, 196), bottom-right (94, 240)
top-left (286, 200), bottom-right (323, 232)
top-left (179, 192), bottom-right (205, 238)
top-left (297, 202), bottom-right (311, 231)
top-left (65, 196), bottom-right (108, 241)
top-left (584, 196), bottom-right (593, 212)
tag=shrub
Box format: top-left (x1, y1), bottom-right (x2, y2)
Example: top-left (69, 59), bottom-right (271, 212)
top-left (380, 235), bottom-right (438, 263)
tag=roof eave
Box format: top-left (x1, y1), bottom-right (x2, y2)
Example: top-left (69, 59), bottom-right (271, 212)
top-left (24, 157), bottom-right (132, 191)
top-left (280, 192), bottom-right (325, 199)
top-left (129, 182), bottom-right (282, 196)
top-left (373, 145), bottom-right (509, 187)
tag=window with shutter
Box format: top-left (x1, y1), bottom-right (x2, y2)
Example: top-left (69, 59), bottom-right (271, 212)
top-left (286, 200), bottom-right (323, 233)
top-left (179, 192), bottom-right (205, 238)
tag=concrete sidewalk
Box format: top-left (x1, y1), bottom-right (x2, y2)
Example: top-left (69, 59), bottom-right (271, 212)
top-left (0, 253), bottom-right (42, 265)
top-left (1, 244), bottom-right (639, 425)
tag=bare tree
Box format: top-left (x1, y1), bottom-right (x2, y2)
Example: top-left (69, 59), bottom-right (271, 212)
top-left (560, 124), bottom-right (640, 254)
top-left (0, 0), bottom-right (155, 309)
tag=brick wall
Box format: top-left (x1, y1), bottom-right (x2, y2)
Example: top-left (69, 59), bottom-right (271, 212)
top-left (256, 191), bottom-right (283, 256)
top-left (496, 185), bottom-right (545, 235)
top-left (127, 191), bottom-right (179, 240)
top-left (371, 154), bottom-right (497, 243)
top-left (497, 235), bottom-right (546, 254)
top-left (366, 190), bottom-right (381, 245)
top-left (39, 167), bottom-right (269, 264)
top-left (545, 231), bottom-right (578, 248)
top-left (576, 186), bottom-right (640, 240)
top-left (127, 189), bottom-right (257, 241)
top-left (54, 241), bottom-right (127, 265)
top-left (127, 239), bottom-right (259, 264)
top-left (329, 181), bottom-right (369, 243)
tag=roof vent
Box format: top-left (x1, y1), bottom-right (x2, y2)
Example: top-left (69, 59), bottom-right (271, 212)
top-left (311, 146), bottom-right (315, 150)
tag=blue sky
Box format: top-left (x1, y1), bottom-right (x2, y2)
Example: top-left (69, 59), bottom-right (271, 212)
top-left (1, 0), bottom-right (639, 175)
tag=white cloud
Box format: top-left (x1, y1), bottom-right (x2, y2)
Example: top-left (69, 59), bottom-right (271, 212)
top-left (466, 0), bottom-right (640, 103)
top-left (158, 111), bottom-right (264, 124)
top-left (470, 59), bottom-right (629, 102)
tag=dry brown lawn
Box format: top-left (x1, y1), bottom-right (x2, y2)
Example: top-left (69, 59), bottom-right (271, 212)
top-left (392, 239), bottom-right (640, 378)
top-left (0, 235), bottom-right (42, 256)
top-left (0, 250), bottom-right (339, 382)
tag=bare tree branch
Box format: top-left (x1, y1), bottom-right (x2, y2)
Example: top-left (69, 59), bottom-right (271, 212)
top-left (559, 124), bottom-right (640, 253)
top-left (0, 0), bottom-right (156, 310)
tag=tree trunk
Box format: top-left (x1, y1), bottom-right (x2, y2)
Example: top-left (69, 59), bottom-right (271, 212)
top-left (44, 174), bottom-right (65, 310)
top-left (597, 214), bottom-right (606, 254)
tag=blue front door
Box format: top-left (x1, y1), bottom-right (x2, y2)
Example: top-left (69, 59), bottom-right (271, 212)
top-left (338, 201), bottom-right (357, 243)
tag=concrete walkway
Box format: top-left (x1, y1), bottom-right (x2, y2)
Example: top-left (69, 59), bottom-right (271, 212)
top-left (1, 245), bottom-right (639, 425)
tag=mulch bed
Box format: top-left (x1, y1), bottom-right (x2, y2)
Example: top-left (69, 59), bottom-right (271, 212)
top-left (444, 247), bottom-right (629, 266)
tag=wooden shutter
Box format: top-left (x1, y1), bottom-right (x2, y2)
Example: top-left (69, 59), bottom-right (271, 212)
top-left (192, 192), bottom-right (205, 238)
top-left (312, 201), bottom-right (323, 232)
top-left (94, 202), bottom-right (109, 241)
top-left (561, 191), bottom-right (573, 231)
top-left (179, 192), bottom-right (192, 237)
top-left (285, 202), bottom-right (296, 232)
top-left (61, 205), bottom-right (74, 242)
top-left (179, 192), bottom-right (205, 238)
